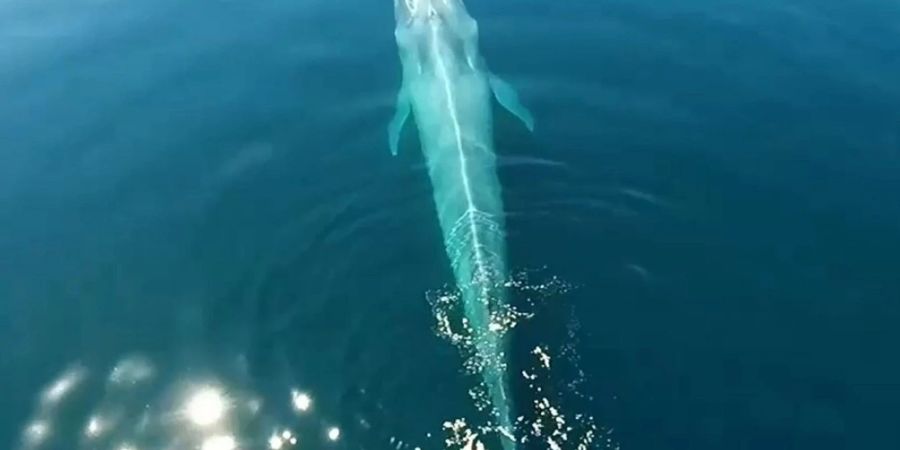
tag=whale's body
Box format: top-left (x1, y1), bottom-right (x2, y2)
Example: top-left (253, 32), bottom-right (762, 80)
top-left (388, 0), bottom-right (533, 447)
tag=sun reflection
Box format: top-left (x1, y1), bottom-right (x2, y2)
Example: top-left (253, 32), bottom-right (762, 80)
top-left (109, 355), bottom-right (154, 386)
top-left (269, 434), bottom-right (285, 450)
top-left (327, 426), bottom-right (341, 442)
top-left (185, 386), bottom-right (228, 427)
top-left (23, 420), bottom-right (49, 446)
top-left (269, 428), bottom-right (299, 448)
top-left (201, 434), bottom-right (237, 450)
top-left (17, 275), bottom-right (610, 450)
top-left (84, 415), bottom-right (103, 438)
top-left (291, 390), bottom-right (312, 412)
top-left (41, 365), bottom-right (87, 406)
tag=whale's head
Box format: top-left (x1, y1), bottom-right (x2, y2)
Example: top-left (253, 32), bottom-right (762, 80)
top-left (395, 0), bottom-right (448, 26)
top-left (393, 0), bottom-right (480, 70)
top-left (394, 0), bottom-right (475, 36)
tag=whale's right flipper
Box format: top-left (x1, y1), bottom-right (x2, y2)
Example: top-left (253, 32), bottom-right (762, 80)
top-left (388, 88), bottom-right (412, 156)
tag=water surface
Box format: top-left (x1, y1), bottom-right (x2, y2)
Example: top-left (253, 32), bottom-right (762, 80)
top-left (2, 0), bottom-right (899, 449)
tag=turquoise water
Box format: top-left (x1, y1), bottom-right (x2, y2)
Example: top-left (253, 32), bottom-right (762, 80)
top-left (2, 0), bottom-right (899, 449)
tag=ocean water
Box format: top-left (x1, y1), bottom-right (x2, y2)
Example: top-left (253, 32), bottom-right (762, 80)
top-left (2, 0), bottom-right (899, 449)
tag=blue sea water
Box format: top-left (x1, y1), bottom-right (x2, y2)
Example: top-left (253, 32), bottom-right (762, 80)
top-left (1, 0), bottom-right (899, 449)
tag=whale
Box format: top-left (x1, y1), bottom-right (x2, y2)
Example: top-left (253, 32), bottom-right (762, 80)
top-left (387, 0), bottom-right (533, 447)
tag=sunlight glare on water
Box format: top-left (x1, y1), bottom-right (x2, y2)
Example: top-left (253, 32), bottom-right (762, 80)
top-left (291, 389), bottom-right (313, 413)
top-left (185, 387), bottom-right (229, 428)
top-left (83, 415), bottom-right (103, 438)
top-left (327, 426), bottom-right (341, 441)
top-left (201, 434), bottom-right (237, 450)
top-left (13, 273), bottom-right (608, 450)
top-left (22, 421), bottom-right (49, 447)
top-left (40, 365), bottom-right (87, 407)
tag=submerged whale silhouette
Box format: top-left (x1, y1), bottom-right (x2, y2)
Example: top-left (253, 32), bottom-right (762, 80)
top-left (387, 0), bottom-right (533, 447)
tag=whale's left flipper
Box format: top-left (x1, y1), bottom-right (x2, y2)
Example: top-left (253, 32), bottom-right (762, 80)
top-left (489, 75), bottom-right (534, 132)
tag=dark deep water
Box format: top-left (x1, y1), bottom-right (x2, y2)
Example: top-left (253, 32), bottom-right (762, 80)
top-left (2, 0), bottom-right (899, 449)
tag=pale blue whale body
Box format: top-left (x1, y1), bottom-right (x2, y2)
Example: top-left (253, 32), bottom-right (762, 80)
top-left (388, 0), bottom-right (533, 447)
